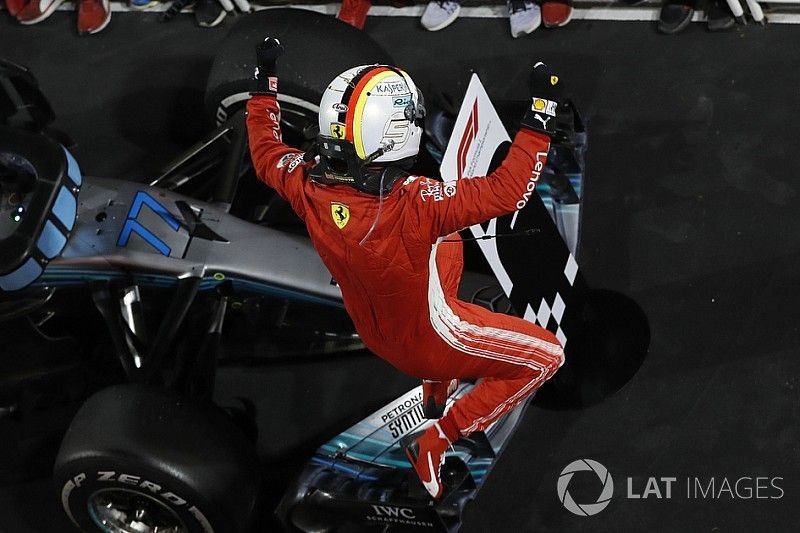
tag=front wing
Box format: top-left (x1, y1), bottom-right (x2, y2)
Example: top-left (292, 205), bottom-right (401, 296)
top-left (276, 383), bottom-right (530, 532)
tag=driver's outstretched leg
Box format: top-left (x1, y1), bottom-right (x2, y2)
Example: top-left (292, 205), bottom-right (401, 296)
top-left (406, 313), bottom-right (564, 499)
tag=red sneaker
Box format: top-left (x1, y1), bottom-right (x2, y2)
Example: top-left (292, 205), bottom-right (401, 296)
top-left (421, 379), bottom-right (458, 419)
top-left (542, 0), bottom-right (573, 28)
top-left (16, 0), bottom-right (65, 24)
top-left (404, 422), bottom-right (451, 499)
top-left (6, 0), bottom-right (31, 17)
top-left (77, 0), bottom-right (110, 35)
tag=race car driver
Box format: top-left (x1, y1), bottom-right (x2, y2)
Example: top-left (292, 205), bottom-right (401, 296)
top-left (246, 37), bottom-right (565, 500)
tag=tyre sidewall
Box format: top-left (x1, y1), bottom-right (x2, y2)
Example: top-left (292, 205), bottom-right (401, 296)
top-left (57, 456), bottom-right (225, 533)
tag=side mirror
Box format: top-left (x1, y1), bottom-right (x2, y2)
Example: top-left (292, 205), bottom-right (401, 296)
top-left (0, 59), bottom-right (56, 131)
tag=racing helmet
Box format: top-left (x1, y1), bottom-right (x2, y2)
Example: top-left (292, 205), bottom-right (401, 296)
top-left (313, 65), bottom-right (425, 195)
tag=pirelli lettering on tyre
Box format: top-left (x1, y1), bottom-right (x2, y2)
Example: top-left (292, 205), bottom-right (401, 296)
top-left (97, 471), bottom-right (187, 504)
top-left (516, 151), bottom-right (549, 210)
top-left (61, 471), bottom-right (214, 533)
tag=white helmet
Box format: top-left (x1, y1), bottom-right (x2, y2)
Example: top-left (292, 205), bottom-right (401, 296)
top-left (313, 65), bottom-right (425, 194)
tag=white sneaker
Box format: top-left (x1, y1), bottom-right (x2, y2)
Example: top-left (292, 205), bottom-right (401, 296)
top-left (421, 0), bottom-right (462, 31)
top-left (507, 0), bottom-right (542, 38)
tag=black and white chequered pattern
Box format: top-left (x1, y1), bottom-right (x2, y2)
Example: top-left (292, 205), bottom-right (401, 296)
top-left (522, 253), bottom-right (578, 347)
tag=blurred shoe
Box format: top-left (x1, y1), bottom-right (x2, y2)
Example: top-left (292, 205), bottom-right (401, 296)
top-left (5, 0), bottom-right (30, 17)
top-left (77, 0), bottom-right (110, 34)
top-left (707, 0), bottom-right (734, 31)
top-left (128, 0), bottom-right (159, 10)
top-left (422, 379), bottom-right (458, 419)
top-left (658, 1), bottom-right (694, 34)
top-left (16, 0), bottom-right (65, 24)
top-left (337, 0), bottom-right (371, 30)
top-left (507, 0), bottom-right (541, 38)
top-left (542, 0), bottom-right (573, 27)
top-left (421, 0), bottom-right (461, 31)
top-left (195, 0), bottom-right (225, 27)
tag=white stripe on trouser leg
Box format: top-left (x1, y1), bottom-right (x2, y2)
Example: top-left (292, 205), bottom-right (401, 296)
top-left (426, 240), bottom-right (565, 435)
top-left (462, 366), bottom-right (551, 434)
top-left (428, 242), bottom-right (563, 361)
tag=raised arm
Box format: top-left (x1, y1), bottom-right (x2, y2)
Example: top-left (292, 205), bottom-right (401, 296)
top-left (410, 62), bottom-right (564, 240)
top-left (246, 38), bottom-right (309, 219)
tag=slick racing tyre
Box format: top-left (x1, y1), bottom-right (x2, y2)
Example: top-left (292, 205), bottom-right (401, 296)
top-left (205, 8), bottom-right (395, 131)
top-left (54, 384), bottom-right (260, 533)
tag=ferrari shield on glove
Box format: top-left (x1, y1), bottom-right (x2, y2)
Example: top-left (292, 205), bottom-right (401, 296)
top-left (253, 37), bottom-right (284, 95)
top-left (519, 61), bottom-right (563, 137)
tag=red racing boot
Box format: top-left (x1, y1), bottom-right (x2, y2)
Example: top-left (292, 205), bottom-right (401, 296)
top-left (422, 379), bottom-right (458, 419)
top-left (405, 418), bottom-right (460, 500)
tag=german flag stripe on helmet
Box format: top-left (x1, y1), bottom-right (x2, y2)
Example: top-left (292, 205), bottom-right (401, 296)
top-left (349, 70), bottom-right (398, 159)
top-left (335, 66), bottom-right (383, 124)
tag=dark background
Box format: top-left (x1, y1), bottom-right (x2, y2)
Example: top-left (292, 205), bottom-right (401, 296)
top-left (1, 9), bottom-right (799, 533)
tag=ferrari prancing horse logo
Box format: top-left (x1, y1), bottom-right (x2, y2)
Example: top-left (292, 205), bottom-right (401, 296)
top-left (330, 122), bottom-right (346, 139)
top-left (331, 202), bottom-right (350, 229)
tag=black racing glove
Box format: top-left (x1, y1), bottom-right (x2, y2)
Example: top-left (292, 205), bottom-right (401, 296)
top-left (519, 62), bottom-right (564, 138)
top-left (253, 37), bottom-right (285, 95)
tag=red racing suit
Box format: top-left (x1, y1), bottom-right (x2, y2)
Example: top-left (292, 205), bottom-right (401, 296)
top-left (247, 94), bottom-right (564, 439)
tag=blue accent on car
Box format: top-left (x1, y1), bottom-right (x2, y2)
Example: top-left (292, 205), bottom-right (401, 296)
top-left (0, 257), bottom-right (43, 291)
top-left (52, 185), bottom-right (76, 231)
top-left (36, 220), bottom-right (67, 259)
top-left (127, 191), bottom-right (181, 231)
top-left (63, 147), bottom-right (82, 187)
top-left (116, 191), bottom-right (181, 256)
top-left (309, 457), bottom-right (380, 481)
top-left (117, 219), bottom-right (172, 256)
